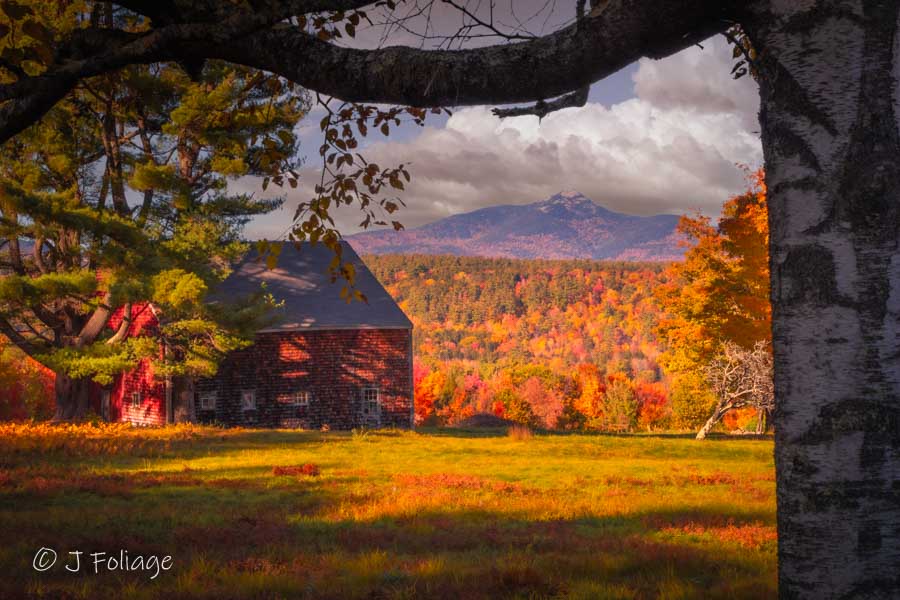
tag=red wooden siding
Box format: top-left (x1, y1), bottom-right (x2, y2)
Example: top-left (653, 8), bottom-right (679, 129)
top-left (106, 303), bottom-right (167, 425)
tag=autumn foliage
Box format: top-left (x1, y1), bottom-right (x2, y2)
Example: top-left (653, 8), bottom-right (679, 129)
top-left (368, 169), bottom-right (770, 434)
top-left (0, 338), bottom-right (54, 420)
top-left (657, 168), bottom-right (771, 430)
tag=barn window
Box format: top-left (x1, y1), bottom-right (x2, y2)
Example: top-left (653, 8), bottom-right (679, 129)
top-left (199, 391), bottom-right (217, 410)
top-left (241, 390), bottom-right (257, 411)
top-left (293, 391), bottom-right (311, 407)
top-left (130, 391), bottom-right (141, 408)
top-left (362, 387), bottom-right (380, 410)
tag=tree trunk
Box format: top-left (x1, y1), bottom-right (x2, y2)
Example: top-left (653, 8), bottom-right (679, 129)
top-left (696, 406), bottom-right (726, 440)
top-left (52, 373), bottom-right (92, 421)
top-left (746, 2), bottom-right (900, 596)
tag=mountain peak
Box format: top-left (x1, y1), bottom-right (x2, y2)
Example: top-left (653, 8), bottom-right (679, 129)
top-left (543, 190), bottom-right (591, 204)
top-left (348, 191), bottom-right (684, 262)
top-left (536, 191), bottom-right (610, 216)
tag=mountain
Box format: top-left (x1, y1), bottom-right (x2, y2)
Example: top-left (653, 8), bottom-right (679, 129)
top-left (347, 191), bottom-right (684, 261)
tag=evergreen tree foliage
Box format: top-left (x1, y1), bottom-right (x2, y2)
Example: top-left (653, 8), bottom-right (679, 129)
top-left (0, 32), bottom-right (308, 418)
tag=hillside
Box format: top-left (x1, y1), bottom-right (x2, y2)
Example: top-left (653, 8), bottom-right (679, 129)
top-left (365, 253), bottom-right (667, 373)
top-left (348, 191), bottom-right (684, 261)
top-left (361, 254), bottom-right (698, 429)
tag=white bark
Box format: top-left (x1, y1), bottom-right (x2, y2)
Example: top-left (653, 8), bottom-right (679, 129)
top-left (747, 1), bottom-right (900, 596)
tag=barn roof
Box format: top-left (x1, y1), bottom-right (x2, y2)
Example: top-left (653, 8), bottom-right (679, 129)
top-left (215, 241), bottom-right (412, 331)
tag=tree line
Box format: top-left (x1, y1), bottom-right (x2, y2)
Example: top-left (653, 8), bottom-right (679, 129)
top-left (362, 170), bottom-right (772, 434)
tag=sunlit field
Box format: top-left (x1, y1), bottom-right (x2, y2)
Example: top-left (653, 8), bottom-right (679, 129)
top-left (1, 424), bottom-right (776, 599)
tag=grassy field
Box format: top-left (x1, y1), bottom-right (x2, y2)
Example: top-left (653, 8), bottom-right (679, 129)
top-left (1, 424), bottom-right (776, 599)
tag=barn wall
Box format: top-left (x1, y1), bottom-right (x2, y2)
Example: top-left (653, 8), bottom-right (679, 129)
top-left (194, 328), bottom-right (413, 429)
top-left (112, 358), bottom-right (167, 425)
top-left (108, 304), bottom-right (167, 425)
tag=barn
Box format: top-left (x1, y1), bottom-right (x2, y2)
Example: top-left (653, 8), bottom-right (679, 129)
top-left (105, 241), bottom-right (414, 429)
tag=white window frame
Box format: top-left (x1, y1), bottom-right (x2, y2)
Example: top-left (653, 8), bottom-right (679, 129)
top-left (293, 390), bottom-right (311, 407)
top-left (130, 391), bottom-right (141, 408)
top-left (199, 391), bottom-right (217, 411)
top-left (241, 389), bottom-right (257, 411)
top-left (362, 387), bottom-right (381, 412)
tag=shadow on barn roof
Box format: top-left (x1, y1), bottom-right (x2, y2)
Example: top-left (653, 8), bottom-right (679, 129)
top-left (215, 241), bottom-right (412, 332)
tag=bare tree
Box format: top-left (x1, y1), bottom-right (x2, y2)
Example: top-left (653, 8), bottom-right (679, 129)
top-left (1, 1), bottom-right (899, 596)
top-left (698, 341), bottom-right (773, 440)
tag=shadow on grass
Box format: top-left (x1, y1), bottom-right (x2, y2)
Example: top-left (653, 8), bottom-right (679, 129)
top-left (3, 480), bottom-right (776, 599)
top-left (0, 431), bottom-right (776, 598)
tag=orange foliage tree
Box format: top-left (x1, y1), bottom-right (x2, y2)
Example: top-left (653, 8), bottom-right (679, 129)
top-left (657, 169), bottom-right (771, 431)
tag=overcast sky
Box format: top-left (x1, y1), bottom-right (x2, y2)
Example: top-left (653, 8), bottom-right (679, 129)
top-left (241, 7), bottom-right (762, 240)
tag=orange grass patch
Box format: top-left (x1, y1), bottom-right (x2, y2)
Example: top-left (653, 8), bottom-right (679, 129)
top-left (273, 463), bottom-right (320, 477)
top-left (661, 520), bottom-right (778, 550)
top-left (392, 472), bottom-right (524, 494)
top-left (0, 422), bottom-right (236, 457)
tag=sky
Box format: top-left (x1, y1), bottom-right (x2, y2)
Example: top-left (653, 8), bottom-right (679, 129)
top-left (241, 4), bottom-right (762, 239)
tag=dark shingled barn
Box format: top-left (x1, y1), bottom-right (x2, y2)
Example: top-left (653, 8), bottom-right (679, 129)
top-left (191, 241), bottom-right (414, 429)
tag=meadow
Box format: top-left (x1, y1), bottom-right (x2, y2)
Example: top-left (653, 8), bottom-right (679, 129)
top-left (1, 424), bottom-right (776, 599)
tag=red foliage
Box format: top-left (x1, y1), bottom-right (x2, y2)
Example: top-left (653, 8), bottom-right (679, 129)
top-left (635, 382), bottom-right (670, 431)
top-left (272, 464), bottom-right (320, 477)
top-left (491, 400), bottom-right (506, 418)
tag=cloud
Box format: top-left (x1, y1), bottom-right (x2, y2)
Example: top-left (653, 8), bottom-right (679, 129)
top-left (244, 36), bottom-right (762, 238)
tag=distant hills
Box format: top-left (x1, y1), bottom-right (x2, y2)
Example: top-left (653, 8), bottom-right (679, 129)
top-left (346, 191), bottom-right (684, 261)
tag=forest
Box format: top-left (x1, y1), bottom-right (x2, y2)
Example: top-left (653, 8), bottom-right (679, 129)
top-left (365, 255), bottom-right (675, 430)
top-left (358, 171), bottom-right (769, 434)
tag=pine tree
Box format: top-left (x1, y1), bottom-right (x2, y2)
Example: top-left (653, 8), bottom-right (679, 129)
top-left (0, 52), bottom-right (308, 419)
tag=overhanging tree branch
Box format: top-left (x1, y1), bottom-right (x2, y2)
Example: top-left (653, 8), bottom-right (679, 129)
top-left (0, 0), bottom-right (737, 144)
top-left (209, 0), bottom-right (733, 107)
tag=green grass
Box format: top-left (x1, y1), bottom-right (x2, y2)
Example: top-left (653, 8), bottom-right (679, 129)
top-left (1, 426), bottom-right (776, 599)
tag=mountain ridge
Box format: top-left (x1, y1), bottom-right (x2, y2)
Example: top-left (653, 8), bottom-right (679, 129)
top-left (347, 191), bottom-right (684, 261)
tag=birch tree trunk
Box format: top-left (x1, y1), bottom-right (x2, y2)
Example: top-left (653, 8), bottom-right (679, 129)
top-left (696, 406), bottom-right (727, 440)
top-left (746, 2), bottom-right (900, 596)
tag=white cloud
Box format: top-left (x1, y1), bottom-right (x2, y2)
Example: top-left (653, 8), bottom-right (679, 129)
top-left (245, 35), bottom-right (762, 238)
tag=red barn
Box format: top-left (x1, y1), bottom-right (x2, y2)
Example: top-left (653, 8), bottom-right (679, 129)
top-left (105, 242), bottom-right (414, 429)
